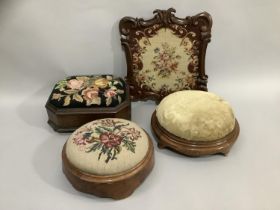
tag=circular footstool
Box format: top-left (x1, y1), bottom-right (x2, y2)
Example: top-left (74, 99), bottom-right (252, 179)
top-left (151, 90), bottom-right (240, 156)
top-left (62, 118), bottom-right (154, 199)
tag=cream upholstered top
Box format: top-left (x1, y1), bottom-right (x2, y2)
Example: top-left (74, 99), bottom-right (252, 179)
top-left (156, 90), bottom-right (235, 141)
top-left (66, 118), bottom-right (149, 175)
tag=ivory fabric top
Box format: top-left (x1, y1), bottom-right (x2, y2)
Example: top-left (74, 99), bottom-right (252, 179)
top-left (156, 90), bottom-right (236, 141)
top-left (66, 118), bottom-right (149, 175)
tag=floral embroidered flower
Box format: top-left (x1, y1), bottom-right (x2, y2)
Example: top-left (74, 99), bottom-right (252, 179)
top-left (51, 76), bottom-right (125, 107)
top-left (127, 128), bottom-right (141, 140)
top-left (132, 28), bottom-right (198, 93)
top-left (94, 78), bottom-right (109, 88)
top-left (67, 79), bottom-right (84, 90)
top-left (150, 42), bottom-right (182, 78)
top-left (52, 93), bottom-right (62, 100)
top-left (73, 131), bottom-right (91, 146)
top-left (82, 86), bottom-right (101, 105)
top-left (100, 132), bottom-right (122, 148)
top-left (72, 119), bottom-right (142, 163)
top-left (105, 89), bottom-right (117, 97)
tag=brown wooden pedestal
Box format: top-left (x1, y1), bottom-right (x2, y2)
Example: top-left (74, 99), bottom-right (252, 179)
top-left (62, 133), bottom-right (154, 199)
top-left (151, 111), bottom-right (240, 156)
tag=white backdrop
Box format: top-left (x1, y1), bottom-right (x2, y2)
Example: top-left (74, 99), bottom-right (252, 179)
top-left (1, 0), bottom-right (280, 210)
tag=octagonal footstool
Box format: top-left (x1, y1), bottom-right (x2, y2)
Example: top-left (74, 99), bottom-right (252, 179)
top-left (46, 75), bottom-right (131, 132)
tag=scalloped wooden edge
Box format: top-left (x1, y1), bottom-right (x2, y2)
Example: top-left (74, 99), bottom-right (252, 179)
top-left (62, 131), bottom-right (154, 199)
top-left (151, 111), bottom-right (240, 156)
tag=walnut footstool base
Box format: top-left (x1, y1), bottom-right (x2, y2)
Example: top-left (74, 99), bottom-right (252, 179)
top-left (62, 137), bottom-right (154, 200)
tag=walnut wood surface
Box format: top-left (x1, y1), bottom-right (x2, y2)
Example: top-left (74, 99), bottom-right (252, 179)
top-left (120, 8), bottom-right (212, 103)
top-left (46, 82), bottom-right (131, 133)
top-left (62, 131), bottom-right (154, 200)
top-left (151, 111), bottom-right (240, 156)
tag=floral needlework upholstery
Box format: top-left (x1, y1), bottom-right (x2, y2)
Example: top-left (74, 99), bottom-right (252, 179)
top-left (120, 9), bottom-right (212, 101)
top-left (135, 28), bottom-right (197, 92)
top-left (50, 75), bottom-right (126, 108)
top-left (66, 118), bottom-right (149, 175)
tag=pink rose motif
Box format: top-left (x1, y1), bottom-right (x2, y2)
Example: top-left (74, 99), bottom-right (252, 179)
top-left (82, 86), bottom-right (101, 105)
top-left (73, 133), bottom-right (88, 145)
top-left (161, 53), bottom-right (170, 61)
top-left (100, 132), bottom-right (122, 148)
top-left (105, 89), bottom-right (117, 97)
top-left (67, 79), bottom-right (84, 90)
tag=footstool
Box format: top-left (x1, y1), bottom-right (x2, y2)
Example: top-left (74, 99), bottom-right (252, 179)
top-left (62, 118), bottom-right (154, 199)
top-left (46, 75), bottom-right (131, 132)
top-left (151, 90), bottom-right (240, 156)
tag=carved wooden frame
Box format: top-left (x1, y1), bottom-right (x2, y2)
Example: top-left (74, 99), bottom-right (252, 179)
top-left (120, 8), bottom-right (212, 102)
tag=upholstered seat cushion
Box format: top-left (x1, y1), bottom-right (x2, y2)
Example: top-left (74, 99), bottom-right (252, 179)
top-left (65, 118), bottom-right (149, 175)
top-left (156, 90), bottom-right (236, 141)
top-left (49, 75), bottom-right (126, 108)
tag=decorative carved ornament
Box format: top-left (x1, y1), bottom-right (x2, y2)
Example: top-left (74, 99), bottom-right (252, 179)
top-left (119, 8), bottom-right (212, 102)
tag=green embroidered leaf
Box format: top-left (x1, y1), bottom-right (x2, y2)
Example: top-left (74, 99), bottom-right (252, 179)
top-left (52, 93), bottom-right (62, 100)
top-left (64, 89), bottom-right (79, 95)
top-left (85, 97), bottom-right (101, 106)
top-left (106, 97), bottom-right (112, 106)
top-left (118, 81), bottom-right (123, 87)
top-left (110, 86), bottom-right (117, 90)
top-left (63, 95), bottom-right (71, 106)
top-left (118, 95), bottom-right (122, 104)
top-left (106, 75), bottom-right (113, 81)
top-left (54, 80), bottom-right (67, 90)
top-left (95, 127), bottom-right (103, 134)
top-left (122, 138), bottom-right (136, 153)
top-left (95, 126), bottom-right (113, 133)
top-left (73, 94), bottom-right (83, 103)
top-left (87, 142), bottom-right (102, 153)
top-left (115, 145), bottom-right (122, 154)
top-left (113, 81), bottom-right (119, 85)
top-left (116, 89), bottom-right (124, 94)
top-left (100, 126), bottom-right (113, 132)
top-left (76, 76), bottom-right (90, 82)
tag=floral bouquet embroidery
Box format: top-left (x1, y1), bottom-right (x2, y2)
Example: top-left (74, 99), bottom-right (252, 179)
top-left (151, 42), bottom-right (181, 78)
top-left (72, 119), bottom-right (142, 163)
top-left (51, 75), bottom-right (125, 107)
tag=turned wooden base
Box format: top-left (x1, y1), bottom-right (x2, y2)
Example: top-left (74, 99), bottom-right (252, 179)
top-left (151, 111), bottom-right (240, 157)
top-left (46, 99), bottom-right (131, 133)
top-left (62, 133), bottom-right (154, 199)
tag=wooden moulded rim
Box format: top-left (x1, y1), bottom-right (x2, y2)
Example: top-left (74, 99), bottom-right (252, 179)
top-left (62, 131), bottom-right (154, 184)
top-left (151, 111), bottom-right (240, 156)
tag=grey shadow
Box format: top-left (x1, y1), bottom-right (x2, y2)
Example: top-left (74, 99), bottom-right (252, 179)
top-left (16, 66), bottom-right (66, 130)
top-left (110, 19), bottom-right (126, 77)
top-left (32, 135), bottom-right (116, 202)
top-left (32, 135), bottom-right (156, 201)
top-left (0, 0), bottom-right (18, 23)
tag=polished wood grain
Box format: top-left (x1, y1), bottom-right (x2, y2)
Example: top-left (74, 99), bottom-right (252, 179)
top-left (46, 82), bottom-right (131, 133)
top-left (120, 8), bottom-right (212, 103)
top-left (62, 132), bottom-right (154, 200)
top-left (151, 111), bottom-right (240, 156)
